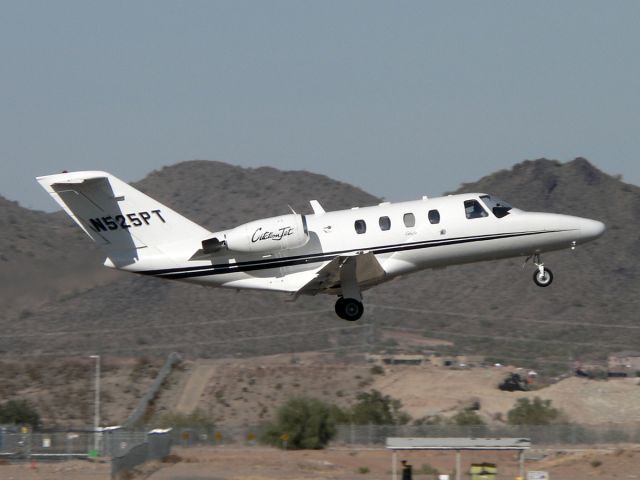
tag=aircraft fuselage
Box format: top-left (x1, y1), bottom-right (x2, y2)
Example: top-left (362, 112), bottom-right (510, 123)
top-left (136, 193), bottom-right (604, 295)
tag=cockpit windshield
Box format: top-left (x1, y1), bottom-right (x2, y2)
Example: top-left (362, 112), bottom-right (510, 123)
top-left (480, 195), bottom-right (513, 218)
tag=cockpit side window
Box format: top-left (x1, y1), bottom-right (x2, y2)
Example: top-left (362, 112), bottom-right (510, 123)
top-left (464, 200), bottom-right (488, 219)
top-left (480, 195), bottom-right (512, 218)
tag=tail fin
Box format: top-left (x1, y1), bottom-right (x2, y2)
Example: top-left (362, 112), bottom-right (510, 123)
top-left (37, 171), bottom-right (211, 268)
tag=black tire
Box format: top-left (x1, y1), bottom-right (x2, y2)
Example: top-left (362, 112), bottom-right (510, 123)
top-left (341, 298), bottom-right (364, 321)
top-left (533, 268), bottom-right (553, 287)
top-left (335, 297), bottom-right (364, 321)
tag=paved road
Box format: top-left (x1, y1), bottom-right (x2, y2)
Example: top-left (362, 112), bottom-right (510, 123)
top-left (175, 360), bottom-right (217, 414)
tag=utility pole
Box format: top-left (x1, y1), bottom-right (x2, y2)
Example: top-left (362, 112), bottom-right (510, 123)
top-left (89, 355), bottom-right (101, 454)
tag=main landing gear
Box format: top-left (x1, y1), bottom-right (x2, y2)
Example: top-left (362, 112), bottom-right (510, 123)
top-left (334, 256), bottom-right (365, 321)
top-left (335, 297), bottom-right (364, 321)
top-left (529, 253), bottom-right (554, 287)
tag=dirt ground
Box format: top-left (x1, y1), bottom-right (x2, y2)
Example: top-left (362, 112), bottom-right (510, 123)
top-left (372, 363), bottom-right (640, 424)
top-left (0, 459), bottom-right (109, 480)
top-left (144, 446), bottom-right (640, 480)
top-left (1, 445), bottom-right (639, 479)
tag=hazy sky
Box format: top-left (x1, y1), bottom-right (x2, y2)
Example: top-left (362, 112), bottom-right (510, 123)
top-left (2, 1), bottom-right (639, 211)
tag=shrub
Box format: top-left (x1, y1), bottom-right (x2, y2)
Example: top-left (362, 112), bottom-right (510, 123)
top-left (261, 397), bottom-right (338, 449)
top-left (349, 390), bottom-right (410, 426)
top-left (0, 399), bottom-right (41, 429)
top-left (507, 397), bottom-right (562, 425)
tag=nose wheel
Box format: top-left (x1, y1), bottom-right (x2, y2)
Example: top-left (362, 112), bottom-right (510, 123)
top-left (533, 267), bottom-right (553, 287)
top-left (529, 254), bottom-right (553, 287)
top-left (335, 297), bottom-right (364, 321)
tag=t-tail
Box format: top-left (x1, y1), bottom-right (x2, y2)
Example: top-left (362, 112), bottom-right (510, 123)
top-left (36, 171), bottom-right (212, 270)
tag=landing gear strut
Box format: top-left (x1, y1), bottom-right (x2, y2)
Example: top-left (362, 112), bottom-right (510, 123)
top-left (530, 253), bottom-right (553, 287)
top-left (335, 297), bottom-right (364, 321)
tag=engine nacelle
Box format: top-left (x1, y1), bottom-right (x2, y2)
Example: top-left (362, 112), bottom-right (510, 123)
top-left (224, 214), bottom-right (309, 254)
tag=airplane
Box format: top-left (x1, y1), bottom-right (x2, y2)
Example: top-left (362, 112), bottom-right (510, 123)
top-left (37, 170), bottom-right (606, 321)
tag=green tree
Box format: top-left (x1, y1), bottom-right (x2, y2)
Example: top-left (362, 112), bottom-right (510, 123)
top-left (261, 397), bottom-right (338, 449)
top-left (0, 399), bottom-right (41, 429)
top-left (349, 390), bottom-right (410, 425)
top-left (507, 397), bottom-right (561, 425)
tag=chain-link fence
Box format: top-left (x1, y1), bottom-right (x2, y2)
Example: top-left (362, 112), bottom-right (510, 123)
top-left (109, 422), bottom-right (640, 450)
top-left (110, 429), bottom-right (172, 478)
top-left (3, 423), bottom-right (638, 458)
top-left (0, 429), bottom-right (172, 478)
top-left (0, 430), bottom-right (96, 459)
top-left (167, 425), bottom-right (266, 447)
top-left (334, 423), bottom-right (640, 446)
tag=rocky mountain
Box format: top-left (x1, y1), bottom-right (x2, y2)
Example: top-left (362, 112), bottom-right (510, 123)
top-left (0, 195), bottom-right (116, 318)
top-left (0, 159), bottom-right (637, 372)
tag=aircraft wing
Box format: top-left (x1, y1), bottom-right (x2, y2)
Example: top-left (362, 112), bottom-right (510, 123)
top-left (295, 252), bottom-right (386, 297)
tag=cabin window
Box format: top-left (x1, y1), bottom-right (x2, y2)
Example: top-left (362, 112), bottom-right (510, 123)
top-left (354, 219), bottom-right (367, 234)
top-left (403, 213), bottom-right (416, 227)
top-left (428, 209), bottom-right (440, 224)
top-left (464, 200), bottom-right (488, 219)
top-left (379, 216), bottom-right (391, 231)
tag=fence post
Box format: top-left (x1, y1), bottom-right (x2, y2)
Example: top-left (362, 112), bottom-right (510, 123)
top-left (26, 429), bottom-right (31, 463)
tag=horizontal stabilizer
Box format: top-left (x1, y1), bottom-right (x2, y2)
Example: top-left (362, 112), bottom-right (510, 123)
top-left (48, 173), bottom-right (108, 185)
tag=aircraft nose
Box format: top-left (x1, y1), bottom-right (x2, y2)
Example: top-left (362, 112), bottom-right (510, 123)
top-left (577, 218), bottom-right (606, 241)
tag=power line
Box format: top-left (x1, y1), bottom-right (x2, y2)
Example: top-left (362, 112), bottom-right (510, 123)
top-left (4, 340), bottom-right (368, 359)
top-left (0, 323), bottom-right (369, 358)
top-left (370, 304), bottom-right (640, 330)
top-left (381, 325), bottom-right (633, 349)
top-left (0, 308), bottom-right (333, 338)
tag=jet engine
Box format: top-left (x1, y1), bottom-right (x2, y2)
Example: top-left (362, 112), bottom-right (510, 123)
top-left (203, 214), bottom-right (310, 254)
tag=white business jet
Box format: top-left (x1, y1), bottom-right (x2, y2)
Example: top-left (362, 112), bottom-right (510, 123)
top-left (37, 170), bottom-right (605, 321)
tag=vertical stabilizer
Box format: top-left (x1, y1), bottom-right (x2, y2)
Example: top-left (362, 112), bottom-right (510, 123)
top-left (36, 171), bottom-right (211, 268)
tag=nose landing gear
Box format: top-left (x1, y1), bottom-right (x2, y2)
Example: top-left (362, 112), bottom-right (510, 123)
top-left (529, 253), bottom-right (554, 287)
top-left (533, 267), bottom-right (553, 287)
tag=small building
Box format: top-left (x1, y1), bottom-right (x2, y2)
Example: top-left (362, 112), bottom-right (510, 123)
top-left (608, 351), bottom-right (640, 371)
top-left (386, 437), bottom-right (530, 480)
top-left (366, 353), bottom-right (484, 368)
top-left (366, 354), bottom-right (426, 366)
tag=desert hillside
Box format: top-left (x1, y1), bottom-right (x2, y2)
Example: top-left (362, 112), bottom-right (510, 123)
top-left (0, 158), bottom-right (637, 372)
top-left (150, 352), bottom-right (640, 429)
